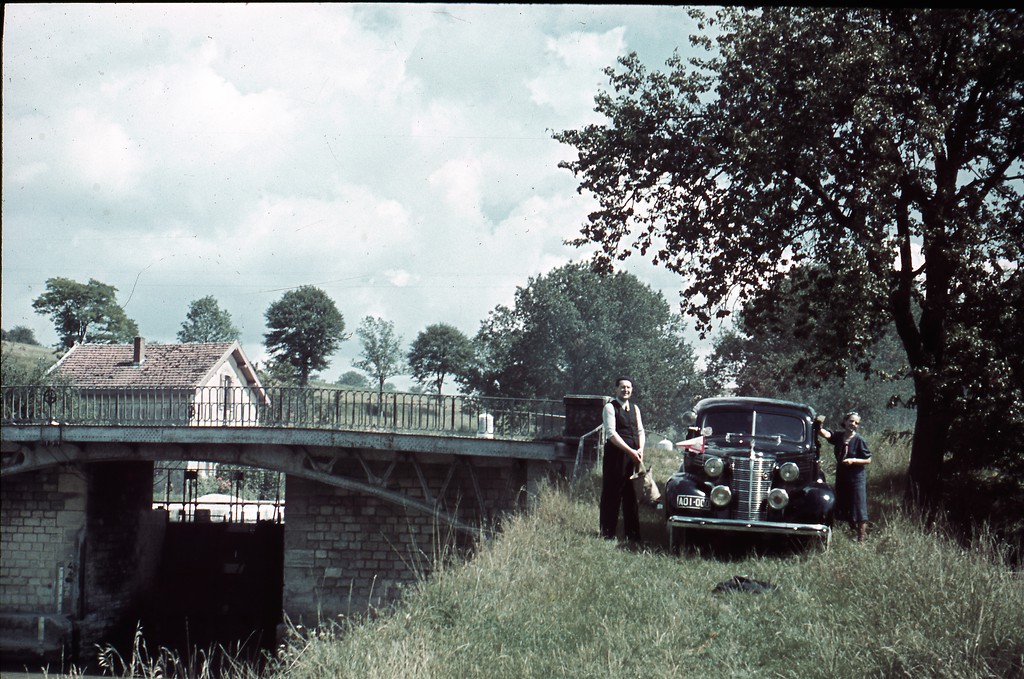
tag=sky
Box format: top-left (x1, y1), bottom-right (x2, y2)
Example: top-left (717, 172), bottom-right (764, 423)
top-left (2, 3), bottom-right (709, 388)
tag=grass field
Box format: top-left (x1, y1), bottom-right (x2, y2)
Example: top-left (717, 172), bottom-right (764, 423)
top-left (256, 434), bottom-right (1022, 679)
top-left (0, 340), bottom-right (59, 376)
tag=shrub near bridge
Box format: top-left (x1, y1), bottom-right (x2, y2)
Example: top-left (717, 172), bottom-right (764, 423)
top-left (267, 434), bottom-right (1023, 679)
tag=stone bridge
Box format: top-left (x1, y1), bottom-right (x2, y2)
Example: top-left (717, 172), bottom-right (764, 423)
top-left (0, 386), bottom-right (607, 669)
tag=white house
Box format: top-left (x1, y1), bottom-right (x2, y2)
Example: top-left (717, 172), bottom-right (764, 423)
top-left (48, 337), bottom-right (268, 427)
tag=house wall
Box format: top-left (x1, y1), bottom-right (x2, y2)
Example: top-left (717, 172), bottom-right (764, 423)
top-left (192, 359), bottom-right (262, 426)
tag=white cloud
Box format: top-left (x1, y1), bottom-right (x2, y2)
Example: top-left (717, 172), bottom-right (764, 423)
top-left (385, 269), bottom-right (414, 287)
top-left (2, 4), bottom-right (708, 380)
top-left (65, 108), bottom-right (144, 194)
top-left (238, 185), bottom-right (414, 272)
top-left (528, 27), bottom-right (627, 118)
top-left (428, 156), bottom-right (485, 221)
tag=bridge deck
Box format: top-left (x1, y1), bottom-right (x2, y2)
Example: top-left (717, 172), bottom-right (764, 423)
top-left (2, 422), bottom-right (569, 463)
top-left (2, 386), bottom-right (581, 488)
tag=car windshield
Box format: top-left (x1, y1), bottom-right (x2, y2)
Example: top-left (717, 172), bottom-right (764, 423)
top-left (702, 410), bottom-right (806, 443)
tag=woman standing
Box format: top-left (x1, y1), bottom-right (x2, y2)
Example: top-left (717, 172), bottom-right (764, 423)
top-left (818, 412), bottom-right (872, 541)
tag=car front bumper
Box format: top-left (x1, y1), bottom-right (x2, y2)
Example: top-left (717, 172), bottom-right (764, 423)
top-left (667, 514), bottom-right (832, 537)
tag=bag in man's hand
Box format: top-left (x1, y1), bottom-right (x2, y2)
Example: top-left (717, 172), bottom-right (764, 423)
top-left (630, 462), bottom-right (661, 506)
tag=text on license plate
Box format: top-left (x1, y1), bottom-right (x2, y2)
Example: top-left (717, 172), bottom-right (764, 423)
top-left (676, 495), bottom-right (707, 510)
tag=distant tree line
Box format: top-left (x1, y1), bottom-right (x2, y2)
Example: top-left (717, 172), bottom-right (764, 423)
top-left (11, 259), bottom-right (934, 441)
top-left (16, 263), bottom-right (708, 434)
top-left (1, 326), bottom-right (40, 345)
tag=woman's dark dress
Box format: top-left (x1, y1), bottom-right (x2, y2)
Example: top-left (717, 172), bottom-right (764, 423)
top-left (831, 432), bottom-right (871, 523)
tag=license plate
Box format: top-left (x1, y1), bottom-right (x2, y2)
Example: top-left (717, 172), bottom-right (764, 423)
top-left (677, 495), bottom-right (707, 510)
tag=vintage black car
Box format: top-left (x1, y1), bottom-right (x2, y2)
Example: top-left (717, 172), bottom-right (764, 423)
top-left (664, 397), bottom-right (834, 550)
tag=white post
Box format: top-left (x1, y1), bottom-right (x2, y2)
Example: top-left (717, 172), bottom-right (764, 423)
top-left (477, 412), bottom-right (494, 439)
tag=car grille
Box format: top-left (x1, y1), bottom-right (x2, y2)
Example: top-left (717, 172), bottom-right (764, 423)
top-left (731, 457), bottom-right (773, 521)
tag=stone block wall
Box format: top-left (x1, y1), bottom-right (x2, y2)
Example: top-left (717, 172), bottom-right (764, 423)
top-left (0, 461), bottom-right (163, 664)
top-left (282, 454), bottom-right (536, 625)
top-left (0, 466), bottom-right (87, 662)
top-left (0, 467), bottom-right (87, 615)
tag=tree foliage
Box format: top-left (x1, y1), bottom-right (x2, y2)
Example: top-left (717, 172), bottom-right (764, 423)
top-left (263, 286), bottom-right (346, 386)
top-left (2, 326), bottom-right (41, 345)
top-left (471, 262), bottom-right (702, 433)
top-left (177, 296), bottom-right (240, 343)
top-left (705, 265), bottom-right (916, 433)
top-left (32, 277), bottom-right (139, 348)
top-left (408, 323), bottom-right (475, 395)
top-left (353, 316), bottom-right (404, 396)
top-left (207, 464), bottom-right (282, 503)
top-left (554, 8), bottom-right (1023, 506)
top-left (336, 370), bottom-right (371, 389)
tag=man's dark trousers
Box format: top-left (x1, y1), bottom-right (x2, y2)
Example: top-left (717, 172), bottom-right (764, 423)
top-left (600, 402), bottom-right (641, 541)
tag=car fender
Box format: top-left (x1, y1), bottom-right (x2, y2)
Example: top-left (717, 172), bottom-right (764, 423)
top-left (793, 484), bottom-right (835, 524)
top-left (664, 473), bottom-right (709, 516)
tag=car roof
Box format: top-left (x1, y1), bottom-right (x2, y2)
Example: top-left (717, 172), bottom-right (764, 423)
top-left (695, 396), bottom-right (816, 418)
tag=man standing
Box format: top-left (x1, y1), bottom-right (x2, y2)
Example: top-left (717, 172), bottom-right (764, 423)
top-left (600, 376), bottom-right (646, 542)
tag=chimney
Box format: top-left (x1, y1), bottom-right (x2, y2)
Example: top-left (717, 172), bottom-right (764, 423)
top-left (133, 336), bottom-right (145, 365)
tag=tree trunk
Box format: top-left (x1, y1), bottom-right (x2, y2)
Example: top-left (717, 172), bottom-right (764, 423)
top-left (905, 379), bottom-right (951, 512)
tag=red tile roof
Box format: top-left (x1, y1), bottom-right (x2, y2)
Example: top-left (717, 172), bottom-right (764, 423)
top-left (50, 341), bottom-right (252, 388)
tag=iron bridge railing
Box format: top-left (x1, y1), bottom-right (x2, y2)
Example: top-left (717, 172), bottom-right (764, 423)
top-left (1, 385), bottom-right (566, 441)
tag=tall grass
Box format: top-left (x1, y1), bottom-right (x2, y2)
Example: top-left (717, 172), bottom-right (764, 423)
top-left (266, 434), bottom-right (1024, 679)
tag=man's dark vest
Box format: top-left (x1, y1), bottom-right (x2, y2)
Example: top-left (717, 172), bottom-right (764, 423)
top-left (610, 401), bottom-right (640, 449)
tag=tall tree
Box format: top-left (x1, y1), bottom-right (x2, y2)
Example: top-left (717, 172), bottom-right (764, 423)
top-left (32, 277), bottom-right (139, 348)
top-left (554, 8), bottom-right (1023, 507)
top-left (408, 323), bottom-right (475, 395)
top-left (472, 262), bottom-right (701, 432)
top-left (177, 295), bottom-right (240, 343)
top-left (263, 286), bottom-right (346, 386)
top-left (353, 316), bottom-right (404, 397)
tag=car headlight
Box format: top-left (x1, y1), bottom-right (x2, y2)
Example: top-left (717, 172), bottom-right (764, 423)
top-left (767, 488), bottom-right (789, 510)
top-left (778, 462), bottom-right (800, 482)
top-left (710, 485), bottom-right (732, 507)
top-left (703, 456), bottom-right (725, 478)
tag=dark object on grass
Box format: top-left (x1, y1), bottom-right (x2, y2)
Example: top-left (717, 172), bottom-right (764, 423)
top-left (712, 575), bottom-right (778, 595)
